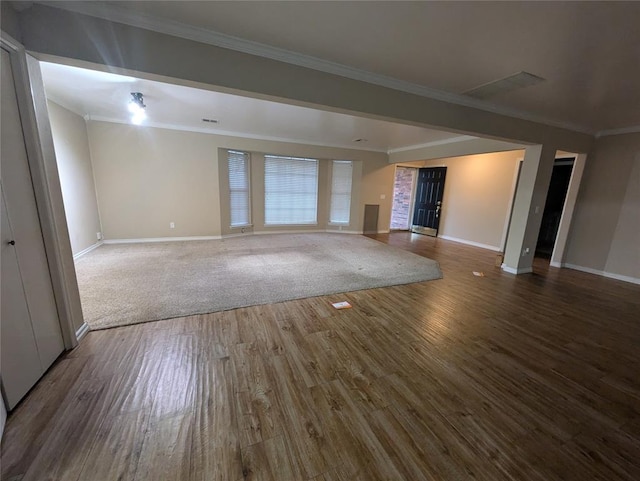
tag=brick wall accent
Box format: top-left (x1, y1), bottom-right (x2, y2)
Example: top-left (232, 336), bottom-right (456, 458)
top-left (391, 167), bottom-right (416, 229)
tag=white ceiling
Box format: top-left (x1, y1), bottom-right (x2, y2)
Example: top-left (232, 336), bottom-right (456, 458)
top-left (43, 0), bottom-right (640, 134)
top-left (40, 61), bottom-right (470, 153)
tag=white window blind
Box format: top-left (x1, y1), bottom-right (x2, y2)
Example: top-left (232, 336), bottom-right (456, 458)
top-left (330, 160), bottom-right (353, 224)
top-left (264, 155), bottom-right (318, 225)
top-left (228, 150), bottom-right (251, 227)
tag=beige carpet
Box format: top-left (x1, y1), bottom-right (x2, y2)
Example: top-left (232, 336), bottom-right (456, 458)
top-left (75, 233), bottom-right (442, 330)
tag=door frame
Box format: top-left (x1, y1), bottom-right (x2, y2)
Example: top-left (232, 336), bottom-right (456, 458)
top-left (1, 31), bottom-right (84, 349)
top-left (500, 152), bottom-right (587, 267)
top-left (550, 153), bottom-right (587, 267)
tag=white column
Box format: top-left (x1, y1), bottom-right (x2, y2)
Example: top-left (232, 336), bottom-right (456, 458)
top-left (502, 144), bottom-right (557, 274)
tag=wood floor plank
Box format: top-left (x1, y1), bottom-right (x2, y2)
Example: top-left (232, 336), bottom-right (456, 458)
top-left (232, 343), bottom-right (283, 447)
top-left (268, 304), bottom-right (323, 388)
top-left (3, 233), bottom-right (640, 481)
top-left (241, 435), bottom-right (302, 481)
top-left (381, 383), bottom-right (505, 481)
top-left (308, 465), bottom-right (353, 481)
top-left (19, 376), bottom-right (120, 481)
top-left (267, 355), bottom-right (337, 479)
top-left (367, 407), bottom-right (437, 481)
top-left (76, 410), bottom-right (149, 481)
top-left (134, 412), bottom-right (193, 481)
top-left (150, 333), bottom-right (198, 420)
top-left (189, 355), bottom-right (243, 481)
top-left (314, 379), bottom-right (406, 480)
top-left (301, 330), bottom-right (341, 385)
top-left (0, 358), bottom-right (85, 479)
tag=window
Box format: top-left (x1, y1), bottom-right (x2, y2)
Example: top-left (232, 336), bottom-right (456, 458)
top-left (228, 150), bottom-right (251, 227)
top-left (330, 160), bottom-right (353, 224)
top-left (264, 155), bottom-right (318, 225)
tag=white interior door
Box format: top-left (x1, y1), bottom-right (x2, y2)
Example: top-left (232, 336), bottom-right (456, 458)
top-left (1, 48), bottom-right (64, 410)
top-left (1, 185), bottom-right (43, 409)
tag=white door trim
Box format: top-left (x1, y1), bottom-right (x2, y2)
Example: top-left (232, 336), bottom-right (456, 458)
top-left (550, 154), bottom-right (587, 267)
top-left (501, 153), bottom-right (587, 267)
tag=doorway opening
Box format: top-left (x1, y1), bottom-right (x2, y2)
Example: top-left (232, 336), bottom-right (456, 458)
top-left (535, 158), bottom-right (574, 259)
top-left (390, 166), bottom-right (417, 230)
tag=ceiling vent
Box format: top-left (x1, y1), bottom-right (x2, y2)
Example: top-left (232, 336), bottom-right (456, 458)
top-left (352, 138), bottom-right (368, 143)
top-left (463, 71), bottom-right (546, 100)
top-left (202, 118), bottom-right (219, 123)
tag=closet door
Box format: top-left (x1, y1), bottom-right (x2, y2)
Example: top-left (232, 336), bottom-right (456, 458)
top-left (1, 48), bottom-right (64, 410)
top-left (1, 185), bottom-right (43, 408)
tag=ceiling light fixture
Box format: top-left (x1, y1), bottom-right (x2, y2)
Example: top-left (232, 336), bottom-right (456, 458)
top-left (128, 92), bottom-right (147, 125)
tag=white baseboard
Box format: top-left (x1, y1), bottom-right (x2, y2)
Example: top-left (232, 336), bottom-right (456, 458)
top-left (103, 236), bottom-right (221, 244)
top-left (496, 260), bottom-right (638, 284)
top-left (75, 322), bottom-right (90, 341)
top-left (501, 264), bottom-right (533, 275)
top-left (439, 235), bottom-right (501, 252)
top-left (73, 241), bottom-right (103, 260)
top-left (561, 263), bottom-right (640, 285)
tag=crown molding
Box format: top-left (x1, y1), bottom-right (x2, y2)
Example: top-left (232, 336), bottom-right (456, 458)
top-left (387, 135), bottom-right (476, 154)
top-left (595, 125), bottom-right (640, 138)
top-left (84, 115), bottom-right (388, 153)
top-left (39, 1), bottom-right (596, 136)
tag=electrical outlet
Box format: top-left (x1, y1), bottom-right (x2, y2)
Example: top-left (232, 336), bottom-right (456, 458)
top-left (96, 232), bottom-right (102, 240)
top-left (380, 194), bottom-right (386, 200)
top-left (521, 247), bottom-right (530, 257)
top-left (170, 222), bottom-right (175, 229)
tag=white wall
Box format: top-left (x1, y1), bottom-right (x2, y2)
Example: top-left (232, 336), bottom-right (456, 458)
top-left (400, 150), bottom-right (524, 250)
top-left (564, 133), bottom-right (640, 282)
top-left (361, 160), bottom-right (395, 234)
top-left (87, 121), bottom-right (222, 240)
top-left (47, 101), bottom-right (102, 255)
top-left (86, 120), bottom-right (390, 240)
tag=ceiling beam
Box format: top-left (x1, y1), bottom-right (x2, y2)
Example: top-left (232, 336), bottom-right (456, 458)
top-left (388, 137), bottom-right (526, 164)
top-left (18, 4), bottom-right (593, 153)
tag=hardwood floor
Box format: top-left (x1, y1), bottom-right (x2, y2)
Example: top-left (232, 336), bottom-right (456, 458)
top-left (2, 232), bottom-right (639, 480)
